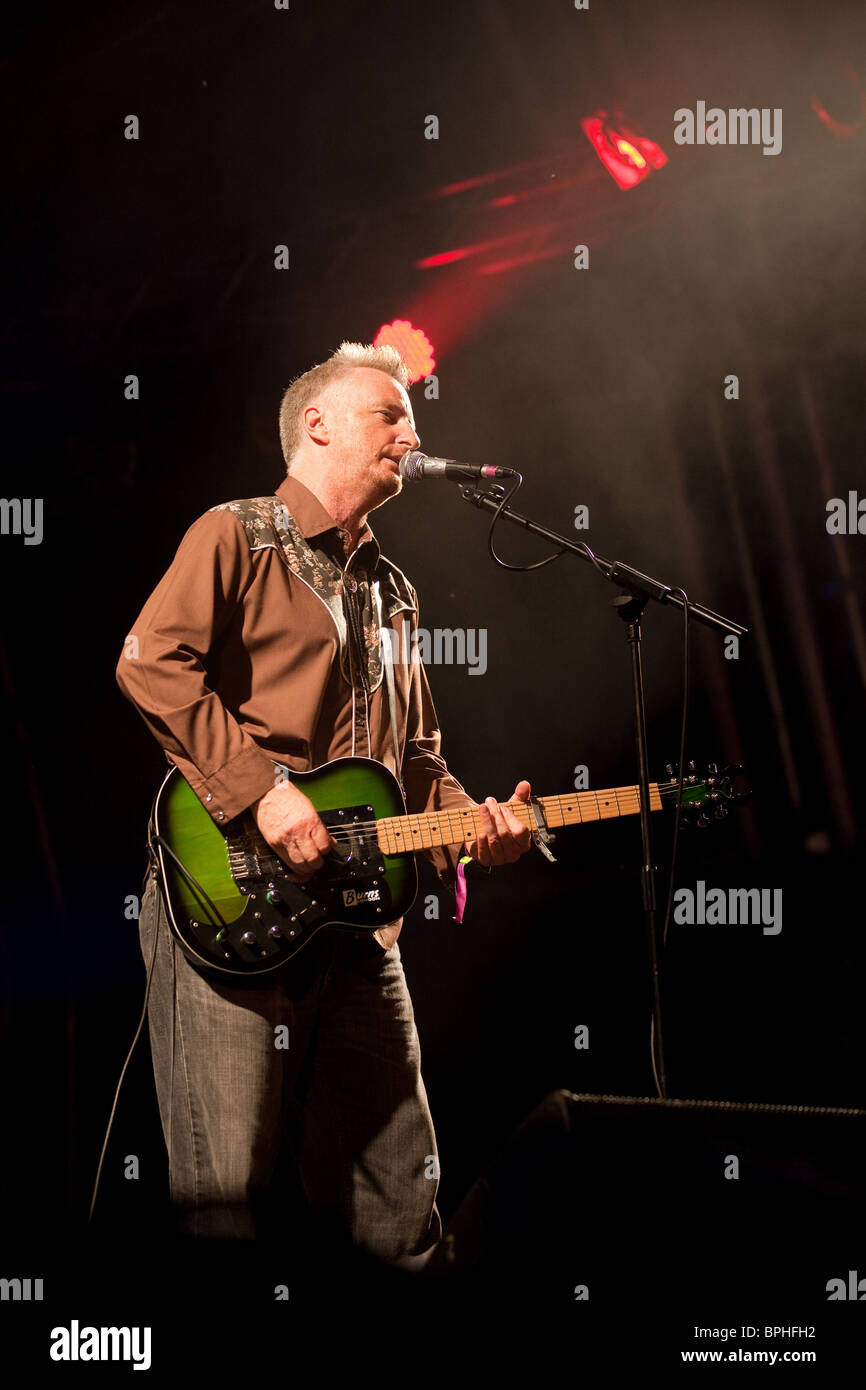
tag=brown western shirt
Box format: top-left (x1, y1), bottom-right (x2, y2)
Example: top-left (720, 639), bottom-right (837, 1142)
top-left (116, 474), bottom-right (477, 949)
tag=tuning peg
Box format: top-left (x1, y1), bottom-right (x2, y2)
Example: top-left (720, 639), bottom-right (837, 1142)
top-left (707, 762), bottom-right (718, 775)
top-left (665, 762), bottom-right (677, 779)
top-left (687, 759), bottom-right (696, 773)
top-left (696, 813), bottom-right (710, 828)
top-left (714, 805), bottom-right (728, 821)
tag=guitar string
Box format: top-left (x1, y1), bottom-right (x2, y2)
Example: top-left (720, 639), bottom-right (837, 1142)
top-left (249, 782), bottom-right (692, 855)
top-left (285, 784), bottom-right (681, 838)
top-left (280, 795), bottom-right (648, 843)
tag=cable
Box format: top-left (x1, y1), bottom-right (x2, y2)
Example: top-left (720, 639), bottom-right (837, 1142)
top-left (88, 861), bottom-right (161, 1226)
top-left (484, 472), bottom-right (610, 579)
top-left (150, 834), bottom-right (228, 928)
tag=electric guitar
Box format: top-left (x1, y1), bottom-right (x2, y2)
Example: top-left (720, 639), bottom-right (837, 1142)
top-left (148, 756), bottom-right (748, 976)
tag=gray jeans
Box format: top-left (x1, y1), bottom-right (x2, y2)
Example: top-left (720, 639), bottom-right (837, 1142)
top-left (138, 868), bottom-right (442, 1262)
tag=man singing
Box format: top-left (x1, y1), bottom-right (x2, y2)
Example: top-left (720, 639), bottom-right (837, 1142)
top-left (116, 342), bottom-right (532, 1266)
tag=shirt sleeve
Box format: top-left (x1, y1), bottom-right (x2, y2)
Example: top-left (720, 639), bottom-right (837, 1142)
top-left (400, 587), bottom-right (480, 910)
top-left (115, 508), bottom-right (278, 823)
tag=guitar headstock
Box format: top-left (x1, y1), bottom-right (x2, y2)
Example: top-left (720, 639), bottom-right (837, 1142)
top-left (661, 761), bottom-right (751, 828)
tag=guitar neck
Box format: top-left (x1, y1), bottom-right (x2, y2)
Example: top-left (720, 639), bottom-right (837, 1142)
top-left (375, 783), bottom-right (663, 856)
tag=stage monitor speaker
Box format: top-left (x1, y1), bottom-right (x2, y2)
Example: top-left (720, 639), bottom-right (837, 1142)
top-left (426, 1090), bottom-right (866, 1310)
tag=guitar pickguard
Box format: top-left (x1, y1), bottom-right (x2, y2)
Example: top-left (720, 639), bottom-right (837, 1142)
top-left (171, 800), bottom-right (400, 973)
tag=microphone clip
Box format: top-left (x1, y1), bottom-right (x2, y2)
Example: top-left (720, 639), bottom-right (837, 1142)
top-left (459, 481), bottom-right (507, 507)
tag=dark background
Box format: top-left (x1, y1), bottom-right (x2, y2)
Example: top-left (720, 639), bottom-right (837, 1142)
top-left (2, 0), bottom-right (865, 1362)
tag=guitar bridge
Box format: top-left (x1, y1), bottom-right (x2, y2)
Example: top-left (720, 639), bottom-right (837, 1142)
top-left (225, 821), bottom-right (284, 886)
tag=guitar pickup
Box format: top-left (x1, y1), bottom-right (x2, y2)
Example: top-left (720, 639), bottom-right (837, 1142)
top-left (319, 803), bottom-right (382, 876)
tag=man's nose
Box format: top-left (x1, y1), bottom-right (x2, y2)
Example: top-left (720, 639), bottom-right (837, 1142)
top-left (397, 420), bottom-right (420, 450)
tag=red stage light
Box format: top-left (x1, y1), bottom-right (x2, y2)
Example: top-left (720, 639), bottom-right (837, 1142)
top-left (810, 65), bottom-right (866, 139)
top-left (416, 247), bottom-right (477, 269)
top-left (373, 320), bottom-right (436, 383)
top-left (581, 110), bottom-right (667, 189)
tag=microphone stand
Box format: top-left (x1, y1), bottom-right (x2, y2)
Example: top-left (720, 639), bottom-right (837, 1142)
top-left (458, 483), bottom-right (747, 1097)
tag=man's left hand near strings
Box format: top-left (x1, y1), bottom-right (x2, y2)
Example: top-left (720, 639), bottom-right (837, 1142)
top-left (463, 780), bottom-right (534, 866)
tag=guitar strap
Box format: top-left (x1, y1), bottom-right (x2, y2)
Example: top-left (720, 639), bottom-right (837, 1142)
top-left (373, 578), bottom-right (406, 796)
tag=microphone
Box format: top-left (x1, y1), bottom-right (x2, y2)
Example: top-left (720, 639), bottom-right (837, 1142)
top-left (399, 450), bottom-right (517, 482)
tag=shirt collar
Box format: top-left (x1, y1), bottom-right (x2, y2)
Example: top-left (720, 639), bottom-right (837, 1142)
top-left (275, 473), bottom-right (379, 562)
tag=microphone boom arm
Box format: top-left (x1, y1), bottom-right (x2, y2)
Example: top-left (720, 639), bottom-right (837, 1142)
top-left (458, 482), bottom-right (747, 637)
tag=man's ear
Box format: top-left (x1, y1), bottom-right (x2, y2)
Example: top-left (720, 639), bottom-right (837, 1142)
top-left (302, 401), bottom-right (330, 446)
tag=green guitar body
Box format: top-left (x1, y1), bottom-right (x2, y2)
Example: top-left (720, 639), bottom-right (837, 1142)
top-left (149, 757), bottom-right (417, 976)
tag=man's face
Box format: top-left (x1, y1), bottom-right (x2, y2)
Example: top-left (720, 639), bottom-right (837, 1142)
top-left (317, 367), bottom-right (420, 505)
